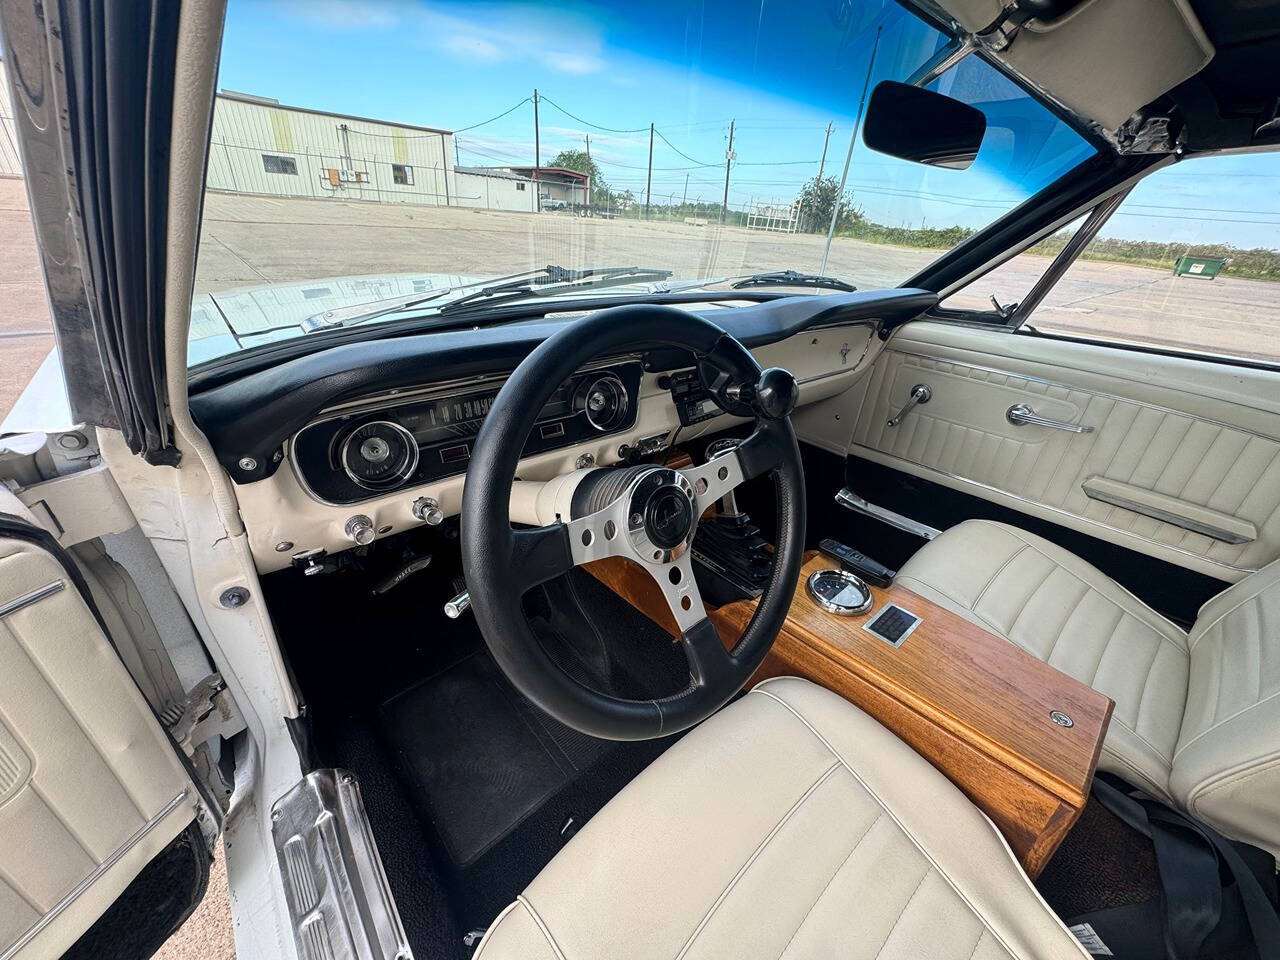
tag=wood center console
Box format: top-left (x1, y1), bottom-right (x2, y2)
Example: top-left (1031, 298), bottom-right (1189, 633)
top-left (588, 552), bottom-right (1113, 876)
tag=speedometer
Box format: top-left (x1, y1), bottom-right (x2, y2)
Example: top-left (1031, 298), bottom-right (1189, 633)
top-left (340, 420), bottom-right (419, 491)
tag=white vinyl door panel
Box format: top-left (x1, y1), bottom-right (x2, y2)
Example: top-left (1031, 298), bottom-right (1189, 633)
top-left (0, 534), bottom-right (198, 960)
top-left (851, 323), bottom-right (1280, 580)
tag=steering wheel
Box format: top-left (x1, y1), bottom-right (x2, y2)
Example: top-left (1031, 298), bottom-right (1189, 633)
top-left (461, 305), bottom-right (806, 740)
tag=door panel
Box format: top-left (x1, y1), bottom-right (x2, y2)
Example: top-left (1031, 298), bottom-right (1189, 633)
top-left (848, 322), bottom-right (1280, 581)
top-left (0, 527), bottom-right (199, 959)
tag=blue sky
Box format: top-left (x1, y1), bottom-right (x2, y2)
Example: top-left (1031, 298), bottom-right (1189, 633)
top-left (217, 0), bottom-right (1280, 247)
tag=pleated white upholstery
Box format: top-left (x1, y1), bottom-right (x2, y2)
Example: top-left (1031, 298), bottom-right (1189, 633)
top-left (478, 678), bottom-right (1088, 960)
top-left (901, 519), bottom-right (1280, 855)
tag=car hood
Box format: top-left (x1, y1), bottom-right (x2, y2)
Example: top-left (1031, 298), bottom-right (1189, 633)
top-left (189, 272), bottom-right (483, 366)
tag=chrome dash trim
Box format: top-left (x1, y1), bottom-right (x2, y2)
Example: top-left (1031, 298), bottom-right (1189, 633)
top-left (1081, 486), bottom-right (1254, 545)
top-left (834, 489), bottom-right (940, 540)
top-left (1, 788), bottom-right (190, 960)
top-left (0, 580), bottom-right (64, 619)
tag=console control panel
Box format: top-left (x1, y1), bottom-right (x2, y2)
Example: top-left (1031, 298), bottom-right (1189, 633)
top-left (664, 370), bottom-right (724, 426)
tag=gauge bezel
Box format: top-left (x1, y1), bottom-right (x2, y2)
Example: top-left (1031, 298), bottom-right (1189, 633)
top-left (340, 419), bottom-right (420, 491)
top-left (805, 568), bottom-right (873, 616)
top-left (580, 373), bottom-right (629, 432)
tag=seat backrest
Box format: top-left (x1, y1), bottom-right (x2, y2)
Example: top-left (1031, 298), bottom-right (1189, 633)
top-left (1170, 560), bottom-right (1280, 857)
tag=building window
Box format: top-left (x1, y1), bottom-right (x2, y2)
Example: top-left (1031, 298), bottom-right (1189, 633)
top-left (392, 163), bottom-right (414, 185)
top-left (516, 182), bottom-right (526, 191)
top-left (262, 154), bottom-right (298, 175)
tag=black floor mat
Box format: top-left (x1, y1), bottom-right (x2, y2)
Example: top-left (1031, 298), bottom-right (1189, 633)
top-left (382, 651), bottom-right (614, 866)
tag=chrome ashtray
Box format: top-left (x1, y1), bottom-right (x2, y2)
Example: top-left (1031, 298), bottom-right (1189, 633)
top-left (805, 568), bottom-right (873, 616)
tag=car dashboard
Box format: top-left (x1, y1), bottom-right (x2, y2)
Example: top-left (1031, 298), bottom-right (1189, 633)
top-left (187, 290), bottom-right (937, 572)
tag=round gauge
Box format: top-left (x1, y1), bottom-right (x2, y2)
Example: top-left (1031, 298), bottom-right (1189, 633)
top-left (805, 569), bottom-right (873, 616)
top-left (340, 420), bottom-right (419, 491)
top-left (577, 374), bottom-right (629, 431)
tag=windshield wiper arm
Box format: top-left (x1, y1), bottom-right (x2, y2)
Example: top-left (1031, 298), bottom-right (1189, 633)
top-left (300, 267), bottom-right (563, 331)
top-left (436, 265), bottom-right (673, 316)
top-left (730, 270), bottom-right (856, 292)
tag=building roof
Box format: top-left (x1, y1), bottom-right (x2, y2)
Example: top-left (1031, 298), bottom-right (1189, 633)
top-left (454, 165), bottom-right (534, 182)
top-left (216, 90), bottom-right (452, 136)
top-left (505, 166), bottom-right (589, 182)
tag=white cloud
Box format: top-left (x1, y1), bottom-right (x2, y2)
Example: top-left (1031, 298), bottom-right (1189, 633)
top-left (266, 0), bottom-right (401, 30)
top-left (441, 33), bottom-right (503, 62)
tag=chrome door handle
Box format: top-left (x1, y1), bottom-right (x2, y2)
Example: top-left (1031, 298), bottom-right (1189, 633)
top-left (887, 384), bottom-right (932, 427)
top-left (1006, 403), bottom-right (1093, 434)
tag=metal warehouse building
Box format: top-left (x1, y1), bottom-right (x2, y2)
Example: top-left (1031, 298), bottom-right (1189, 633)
top-left (206, 91), bottom-right (460, 206)
top-left (205, 91), bottom-right (586, 213)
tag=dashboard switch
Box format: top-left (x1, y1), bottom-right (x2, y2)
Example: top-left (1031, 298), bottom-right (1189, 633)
top-left (344, 515), bottom-right (376, 546)
top-left (412, 496), bottom-right (445, 526)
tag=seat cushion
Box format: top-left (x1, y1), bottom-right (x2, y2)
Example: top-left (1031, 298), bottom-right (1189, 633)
top-left (1172, 559), bottom-right (1280, 856)
top-left (477, 677), bottom-right (1087, 960)
top-left (897, 520), bottom-right (1189, 801)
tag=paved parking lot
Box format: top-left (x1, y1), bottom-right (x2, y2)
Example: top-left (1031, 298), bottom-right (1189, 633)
top-left (0, 177), bottom-right (54, 419)
top-left (198, 192), bottom-right (1280, 364)
top-left (5, 186), bottom-right (1279, 422)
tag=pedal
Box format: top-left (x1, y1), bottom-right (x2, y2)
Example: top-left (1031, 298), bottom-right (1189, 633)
top-left (371, 552), bottom-right (433, 595)
top-left (819, 538), bottom-right (895, 588)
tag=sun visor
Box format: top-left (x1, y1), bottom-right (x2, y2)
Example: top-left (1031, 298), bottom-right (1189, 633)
top-left (936, 0), bottom-right (1213, 133)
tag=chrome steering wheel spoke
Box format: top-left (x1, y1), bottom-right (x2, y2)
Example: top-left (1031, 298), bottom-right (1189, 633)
top-left (679, 448), bottom-right (746, 518)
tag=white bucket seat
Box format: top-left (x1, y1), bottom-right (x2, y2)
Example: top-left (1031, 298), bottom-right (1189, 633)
top-left (477, 677), bottom-right (1089, 959)
top-left (897, 519), bottom-right (1280, 856)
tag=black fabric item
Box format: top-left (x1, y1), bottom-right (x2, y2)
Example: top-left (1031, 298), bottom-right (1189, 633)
top-left (58, 0), bottom-right (180, 462)
top-left (1091, 776), bottom-right (1280, 960)
top-left (1037, 799), bottom-right (1162, 921)
top-left (382, 652), bottom-right (614, 866)
top-left (62, 823), bottom-right (210, 960)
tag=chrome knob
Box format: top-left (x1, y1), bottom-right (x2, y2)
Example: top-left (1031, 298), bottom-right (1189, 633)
top-left (412, 497), bottom-right (444, 526)
top-left (344, 515), bottom-right (376, 546)
top-left (444, 591), bottom-right (471, 619)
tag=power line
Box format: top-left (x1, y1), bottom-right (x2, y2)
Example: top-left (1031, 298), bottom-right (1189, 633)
top-left (652, 127), bottom-right (718, 167)
top-left (453, 97), bottom-right (533, 133)
top-left (537, 95), bottom-right (649, 134)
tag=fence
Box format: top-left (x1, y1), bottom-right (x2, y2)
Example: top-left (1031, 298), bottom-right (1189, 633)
top-left (206, 138), bottom-right (456, 206)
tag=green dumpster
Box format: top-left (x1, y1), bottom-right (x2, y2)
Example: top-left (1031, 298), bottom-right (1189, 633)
top-left (1173, 255), bottom-right (1228, 278)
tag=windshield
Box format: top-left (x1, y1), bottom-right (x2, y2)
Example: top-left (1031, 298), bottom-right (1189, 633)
top-left (189, 0), bottom-right (1097, 366)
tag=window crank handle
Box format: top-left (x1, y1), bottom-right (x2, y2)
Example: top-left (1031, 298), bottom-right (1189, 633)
top-left (887, 384), bottom-right (932, 427)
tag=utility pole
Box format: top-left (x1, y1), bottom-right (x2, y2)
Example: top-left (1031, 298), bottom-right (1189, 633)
top-left (682, 173), bottom-right (689, 208)
top-left (817, 122), bottom-right (833, 181)
top-left (533, 88), bottom-right (541, 212)
top-left (720, 119), bottom-right (735, 225)
top-left (644, 123), bottom-right (654, 219)
top-left (584, 134), bottom-right (591, 207)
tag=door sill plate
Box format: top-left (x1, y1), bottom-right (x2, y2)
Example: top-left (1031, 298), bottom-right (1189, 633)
top-left (271, 770), bottom-right (412, 960)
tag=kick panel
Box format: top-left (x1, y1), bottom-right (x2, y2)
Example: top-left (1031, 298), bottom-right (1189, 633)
top-left (853, 335), bottom-right (1280, 578)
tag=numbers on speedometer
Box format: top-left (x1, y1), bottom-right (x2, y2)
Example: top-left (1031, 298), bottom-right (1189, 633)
top-left (340, 420), bottom-right (419, 491)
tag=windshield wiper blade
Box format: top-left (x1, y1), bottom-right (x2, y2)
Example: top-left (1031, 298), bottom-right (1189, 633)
top-left (300, 267), bottom-right (562, 331)
top-left (436, 265), bottom-right (673, 317)
top-left (730, 270), bottom-right (856, 292)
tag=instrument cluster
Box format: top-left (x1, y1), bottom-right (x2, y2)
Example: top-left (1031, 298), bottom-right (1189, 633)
top-left (292, 361), bottom-right (643, 505)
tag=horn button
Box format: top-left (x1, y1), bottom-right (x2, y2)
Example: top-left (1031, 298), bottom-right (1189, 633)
top-left (626, 468), bottom-right (697, 563)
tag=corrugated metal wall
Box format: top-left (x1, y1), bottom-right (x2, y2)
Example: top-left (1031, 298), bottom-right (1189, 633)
top-left (206, 96), bottom-right (457, 205)
top-left (454, 171), bottom-right (536, 212)
top-left (0, 60), bottom-right (23, 177)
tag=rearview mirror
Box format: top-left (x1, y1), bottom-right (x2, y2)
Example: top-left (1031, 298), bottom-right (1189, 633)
top-left (862, 80), bottom-right (986, 170)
